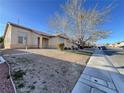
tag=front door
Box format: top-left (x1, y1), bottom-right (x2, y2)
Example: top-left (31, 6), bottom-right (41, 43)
top-left (42, 38), bottom-right (48, 48)
top-left (37, 37), bottom-right (40, 48)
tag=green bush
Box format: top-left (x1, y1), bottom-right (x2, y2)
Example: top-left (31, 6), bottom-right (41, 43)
top-left (18, 83), bottom-right (25, 88)
top-left (0, 37), bottom-right (3, 43)
top-left (57, 43), bottom-right (64, 50)
top-left (64, 47), bottom-right (68, 50)
top-left (12, 70), bottom-right (26, 80)
top-left (29, 85), bottom-right (35, 90)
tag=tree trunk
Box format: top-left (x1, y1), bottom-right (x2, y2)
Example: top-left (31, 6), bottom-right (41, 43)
top-left (78, 38), bottom-right (85, 49)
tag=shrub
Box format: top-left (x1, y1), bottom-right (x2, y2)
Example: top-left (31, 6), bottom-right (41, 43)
top-left (18, 83), bottom-right (25, 88)
top-left (84, 46), bottom-right (93, 48)
top-left (0, 37), bottom-right (3, 43)
top-left (64, 47), bottom-right (68, 50)
top-left (28, 85), bottom-right (35, 90)
top-left (12, 70), bottom-right (26, 80)
top-left (42, 85), bottom-right (48, 91)
top-left (75, 48), bottom-right (78, 50)
top-left (57, 43), bottom-right (64, 50)
top-left (72, 46), bottom-right (74, 50)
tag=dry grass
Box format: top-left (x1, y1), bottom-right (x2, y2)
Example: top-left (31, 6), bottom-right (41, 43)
top-left (25, 49), bottom-right (91, 65)
top-left (4, 49), bottom-right (92, 93)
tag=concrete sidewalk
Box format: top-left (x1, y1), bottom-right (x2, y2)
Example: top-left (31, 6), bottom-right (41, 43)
top-left (72, 49), bottom-right (124, 93)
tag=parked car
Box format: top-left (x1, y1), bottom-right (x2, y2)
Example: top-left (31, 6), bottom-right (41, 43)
top-left (120, 46), bottom-right (124, 49)
top-left (101, 46), bottom-right (107, 50)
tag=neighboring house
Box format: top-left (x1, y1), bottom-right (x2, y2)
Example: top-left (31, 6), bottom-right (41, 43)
top-left (3, 22), bottom-right (74, 49)
top-left (108, 44), bottom-right (114, 47)
top-left (108, 41), bottom-right (124, 48)
top-left (117, 41), bottom-right (124, 47)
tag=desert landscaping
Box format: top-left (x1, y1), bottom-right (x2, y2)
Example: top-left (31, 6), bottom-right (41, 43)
top-left (2, 49), bottom-right (92, 93)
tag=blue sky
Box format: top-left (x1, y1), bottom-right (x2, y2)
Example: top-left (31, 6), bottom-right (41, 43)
top-left (0, 0), bottom-right (124, 44)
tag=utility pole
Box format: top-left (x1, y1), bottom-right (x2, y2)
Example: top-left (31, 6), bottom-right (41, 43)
top-left (25, 36), bottom-right (28, 51)
top-left (17, 17), bottom-right (20, 24)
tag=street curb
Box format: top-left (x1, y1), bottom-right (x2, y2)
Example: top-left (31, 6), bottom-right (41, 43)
top-left (103, 53), bottom-right (119, 93)
top-left (103, 51), bottom-right (121, 74)
top-left (5, 59), bottom-right (17, 93)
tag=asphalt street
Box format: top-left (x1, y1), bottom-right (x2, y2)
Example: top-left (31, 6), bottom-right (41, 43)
top-left (104, 48), bottom-right (124, 75)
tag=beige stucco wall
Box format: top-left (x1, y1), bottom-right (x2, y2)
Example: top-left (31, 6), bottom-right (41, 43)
top-left (49, 37), bottom-right (57, 48)
top-left (108, 42), bottom-right (124, 48)
top-left (4, 25), bottom-right (12, 48)
top-left (48, 37), bottom-right (76, 49)
top-left (49, 37), bottom-right (65, 48)
top-left (115, 42), bottom-right (124, 47)
top-left (119, 42), bottom-right (124, 46)
top-left (7, 26), bottom-right (46, 48)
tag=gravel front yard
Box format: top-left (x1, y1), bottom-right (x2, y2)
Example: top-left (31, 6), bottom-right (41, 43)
top-left (0, 63), bottom-right (15, 93)
top-left (3, 49), bottom-right (92, 93)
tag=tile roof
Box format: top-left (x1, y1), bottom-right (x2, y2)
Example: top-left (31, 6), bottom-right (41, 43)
top-left (3, 22), bottom-right (69, 40)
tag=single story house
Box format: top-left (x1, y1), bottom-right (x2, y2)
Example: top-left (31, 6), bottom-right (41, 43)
top-left (3, 22), bottom-right (76, 49)
top-left (115, 41), bottom-right (124, 47)
top-left (108, 41), bottom-right (124, 48)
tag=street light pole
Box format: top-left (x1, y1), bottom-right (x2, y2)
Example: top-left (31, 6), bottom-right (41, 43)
top-left (25, 36), bottom-right (27, 51)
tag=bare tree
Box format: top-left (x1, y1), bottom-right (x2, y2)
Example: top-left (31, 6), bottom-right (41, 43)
top-left (49, 13), bottom-right (68, 34)
top-left (50, 0), bottom-right (113, 47)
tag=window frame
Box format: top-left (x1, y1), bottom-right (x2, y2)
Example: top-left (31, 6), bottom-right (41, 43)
top-left (18, 36), bottom-right (23, 44)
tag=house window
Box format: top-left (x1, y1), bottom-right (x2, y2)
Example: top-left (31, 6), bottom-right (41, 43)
top-left (18, 36), bottom-right (23, 44)
top-left (18, 32), bottom-right (27, 44)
